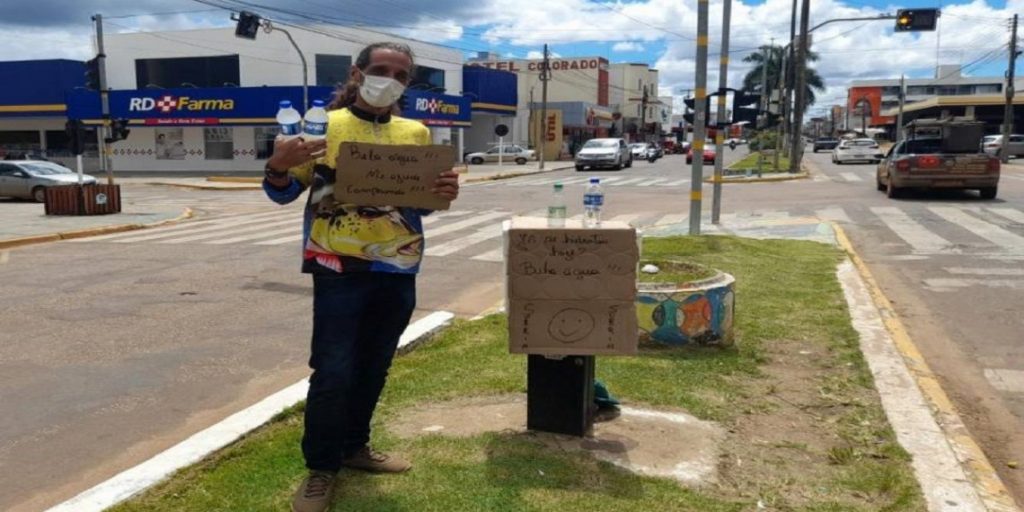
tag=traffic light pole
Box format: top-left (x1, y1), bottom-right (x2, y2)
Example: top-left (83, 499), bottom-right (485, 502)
top-left (711, 0), bottom-right (732, 224)
top-left (1002, 14), bottom-right (1018, 164)
top-left (92, 14), bottom-right (114, 185)
top-left (689, 0), bottom-right (710, 235)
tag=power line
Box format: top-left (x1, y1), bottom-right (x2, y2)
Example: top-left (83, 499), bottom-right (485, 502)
top-left (107, 8), bottom-right (223, 19)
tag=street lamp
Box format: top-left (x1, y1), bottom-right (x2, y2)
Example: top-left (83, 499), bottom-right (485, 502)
top-left (234, 11), bottom-right (309, 111)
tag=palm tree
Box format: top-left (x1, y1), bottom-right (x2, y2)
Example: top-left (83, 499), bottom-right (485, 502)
top-left (742, 45), bottom-right (826, 109)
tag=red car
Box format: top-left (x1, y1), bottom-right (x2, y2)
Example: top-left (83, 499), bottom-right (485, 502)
top-left (686, 144), bottom-right (717, 164)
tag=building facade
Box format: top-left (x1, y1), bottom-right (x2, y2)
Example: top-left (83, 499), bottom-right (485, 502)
top-left (608, 63), bottom-right (662, 141)
top-left (468, 54), bottom-right (614, 153)
top-left (848, 64), bottom-right (1017, 130)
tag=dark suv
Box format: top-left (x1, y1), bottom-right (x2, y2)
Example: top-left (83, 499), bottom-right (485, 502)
top-left (812, 137), bottom-right (840, 152)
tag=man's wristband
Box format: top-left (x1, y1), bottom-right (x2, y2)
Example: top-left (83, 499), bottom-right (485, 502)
top-left (264, 163), bottom-right (289, 181)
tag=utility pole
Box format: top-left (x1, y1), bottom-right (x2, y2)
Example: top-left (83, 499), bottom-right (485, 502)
top-left (896, 75), bottom-right (906, 142)
top-left (711, 0), bottom-right (732, 224)
top-left (529, 86), bottom-right (535, 149)
top-left (775, 47), bottom-right (786, 170)
top-left (781, 0), bottom-right (798, 156)
top-left (1002, 14), bottom-right (1018, 164)
top-left (640, 86), bottom-right (648, 141)
top-left (92, 14), bottom-right (114, 185)
top-left (689, 0), bottom-right (710, 235)
top-left (789, 0), bottom-right (811, 173)
top-left (540, 44), bottom-right (550, 170)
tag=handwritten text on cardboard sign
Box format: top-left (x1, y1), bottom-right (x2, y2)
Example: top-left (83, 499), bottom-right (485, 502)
top-left (335, 142), bottom-right (454, 210)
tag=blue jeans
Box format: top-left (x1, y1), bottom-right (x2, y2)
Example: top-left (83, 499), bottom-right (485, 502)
top-left (302, 272), bottom-right (416, 472)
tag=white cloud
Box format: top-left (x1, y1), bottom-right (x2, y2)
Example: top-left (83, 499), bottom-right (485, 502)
top-left (525, 50), bottom-right (562, 59)
top-left (2, 0), bottom-right (1015, 113)
top-left (398, 19), bottom-right (465, 43)
top-left (612, 41), bottom-right (645, 52)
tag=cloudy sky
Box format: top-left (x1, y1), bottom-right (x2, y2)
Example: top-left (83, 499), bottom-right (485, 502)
top-left (3, 0), bottom-right (1020, 117)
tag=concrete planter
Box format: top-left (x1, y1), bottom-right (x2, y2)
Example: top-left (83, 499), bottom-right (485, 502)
top-left (636, 267), bottom-right (735, 347)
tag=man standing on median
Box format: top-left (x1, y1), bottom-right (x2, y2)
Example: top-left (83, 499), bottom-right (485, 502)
top-left (261, 42), bottom-right (460, 512)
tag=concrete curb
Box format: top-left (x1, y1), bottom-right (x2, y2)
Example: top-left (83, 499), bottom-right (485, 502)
top-left (144, 181), bottom-right (263, 191)
top-left (834, 222), bottom-right (1019, 512)
top-left (703, 172), bottom-right (809, 184)
top-left (0, 208), bottom-right (194, 250)
top-left (463, 164), bottom-right (574, 184)
top-left (44, 311), bottom-right (455, 512)
top-left (206, 176), bottom-right (262, 184)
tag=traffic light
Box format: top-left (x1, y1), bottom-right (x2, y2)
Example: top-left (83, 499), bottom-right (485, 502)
top-left (235, 11), bottom-right (262, 39)
top-left (683, 96), bottom-right (711, 126)
top-left (731, 91), bottom-right (761, 125)
top-left (107, 119), bottom-right (131, 143)
top-left (84, 57), bottom-right (100, 90)
top-left (895, 9), bottom-right (939, 32)
top-left (65, 119), bottom-right (84, 155)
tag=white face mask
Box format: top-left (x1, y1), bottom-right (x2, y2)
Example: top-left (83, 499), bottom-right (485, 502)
top-left (359, 73), bottom-right (406, 108)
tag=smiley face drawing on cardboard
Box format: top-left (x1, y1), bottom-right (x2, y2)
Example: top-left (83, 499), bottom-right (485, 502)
top-left (548, 308), bottom-right (596, 344)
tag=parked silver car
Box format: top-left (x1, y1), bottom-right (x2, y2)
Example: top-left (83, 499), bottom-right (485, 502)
top-left (575, 138), bottom-right (632, 171)
top-left (463, 145), bottom-right (535, 165)
top-left (0, 160), bottom-right (97, 202)
top-left (982, 134), bottom-right (1024, 158)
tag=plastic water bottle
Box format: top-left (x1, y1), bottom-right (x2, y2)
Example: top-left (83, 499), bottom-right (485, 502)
top-left (548, 182), bottom-right (566, 227)
top-left (583, 178), bottom-right (603, 228)
top-left (302, 99), bottom-right (329, 141)
top-left (276, 100), bottom-right (302, 140)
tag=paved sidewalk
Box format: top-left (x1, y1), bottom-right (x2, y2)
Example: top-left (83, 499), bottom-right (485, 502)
top-left (115, 177), bottom-right (263, 190)
top-left (0, 199), bottom-right (187, 248)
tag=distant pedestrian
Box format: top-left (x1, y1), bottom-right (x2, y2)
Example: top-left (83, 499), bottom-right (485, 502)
top-left (263, 41), bottom-right (460, 512)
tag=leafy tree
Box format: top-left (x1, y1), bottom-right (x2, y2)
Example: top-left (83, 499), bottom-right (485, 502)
top-left (742, 45), bottom-right (826, 108)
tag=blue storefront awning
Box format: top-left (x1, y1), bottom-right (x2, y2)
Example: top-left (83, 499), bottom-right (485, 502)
top-left (462, 66), bottom-right (517, 115)
top-left (0, 59), bottom-right (85, 118)
top-left (65, 86), bottom-right (471, 127)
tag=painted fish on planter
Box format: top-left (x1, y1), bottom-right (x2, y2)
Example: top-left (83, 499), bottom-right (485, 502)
top-left (637, 279), bottom-right (735, 347)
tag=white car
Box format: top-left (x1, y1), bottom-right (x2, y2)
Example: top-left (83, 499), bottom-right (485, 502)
top-left (832, 138), bottom-right (884, 164)
top-left (464, 145), bottom-right (535, 165)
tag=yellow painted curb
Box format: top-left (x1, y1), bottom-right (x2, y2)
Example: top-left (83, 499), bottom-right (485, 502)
top-left (206, 176), bottom-right (262, 184)
top-left (0, 208), bottom-right (194, 250)
top-left (833, 222), bottom-right (1020, 512)
top-left (703, 172), bottom-right (809, 184)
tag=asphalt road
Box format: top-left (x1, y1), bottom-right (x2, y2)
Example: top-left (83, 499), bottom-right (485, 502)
top-left (0, 150), bottom-right (743, 511)
top-left (6, 145), bottom-right (1024, 508)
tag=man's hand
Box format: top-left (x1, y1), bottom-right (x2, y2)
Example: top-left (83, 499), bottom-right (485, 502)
top-left (266, 136), bottom-right (328, 171)
top-left (432, 169), bottom-right (460, 201)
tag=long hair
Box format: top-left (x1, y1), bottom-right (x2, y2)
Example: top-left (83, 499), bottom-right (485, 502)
top-left (327, 42), bottom-right (416, 111)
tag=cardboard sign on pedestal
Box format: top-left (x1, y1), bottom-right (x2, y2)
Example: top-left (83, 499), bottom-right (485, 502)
top-left (506, 217), bottom-right (639, 356)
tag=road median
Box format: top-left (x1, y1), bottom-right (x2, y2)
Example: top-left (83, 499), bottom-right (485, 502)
top-left (95, 235), bottom-right (937, 512)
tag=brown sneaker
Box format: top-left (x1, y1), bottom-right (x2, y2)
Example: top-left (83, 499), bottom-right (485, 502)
top-left (291, 470), bottom-right (336, 512)
top-left (341, 446), bottom-right (412, 473)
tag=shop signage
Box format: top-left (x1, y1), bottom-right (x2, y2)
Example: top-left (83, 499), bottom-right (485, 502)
top-left (401, 89), bottom-right (471, 127)
top-left (68, 86), bottom-right (473, 128)
top-left (471, 58), bottom-right (607, 73)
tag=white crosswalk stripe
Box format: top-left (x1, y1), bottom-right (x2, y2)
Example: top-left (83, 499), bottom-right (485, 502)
top-left (474, 174), bottom-right (691, 187)
top-left (839, 172), bottom-right (863, 182)
top-left (929, 206), bottom-right (1024, 252)
top-left (870, 206), bottom-right (954, 254)
top-left (63, 202), bottom-right (1024, 272)
top-left (815, 207), bottom-right (852, 223)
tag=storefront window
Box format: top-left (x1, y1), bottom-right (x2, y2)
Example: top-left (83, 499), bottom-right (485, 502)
top-left (135, 55), bottom-right (240, 89)
top-left (204, 127), bottom-right (234, 160)
top-left (254, 127), bottom-right (279, 160)
top-left (315, 54), bottom-right (352, 87)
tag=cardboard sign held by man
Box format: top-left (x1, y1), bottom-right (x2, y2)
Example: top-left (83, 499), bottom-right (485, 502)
top-left (335, 142), bottom-right (455, 210)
